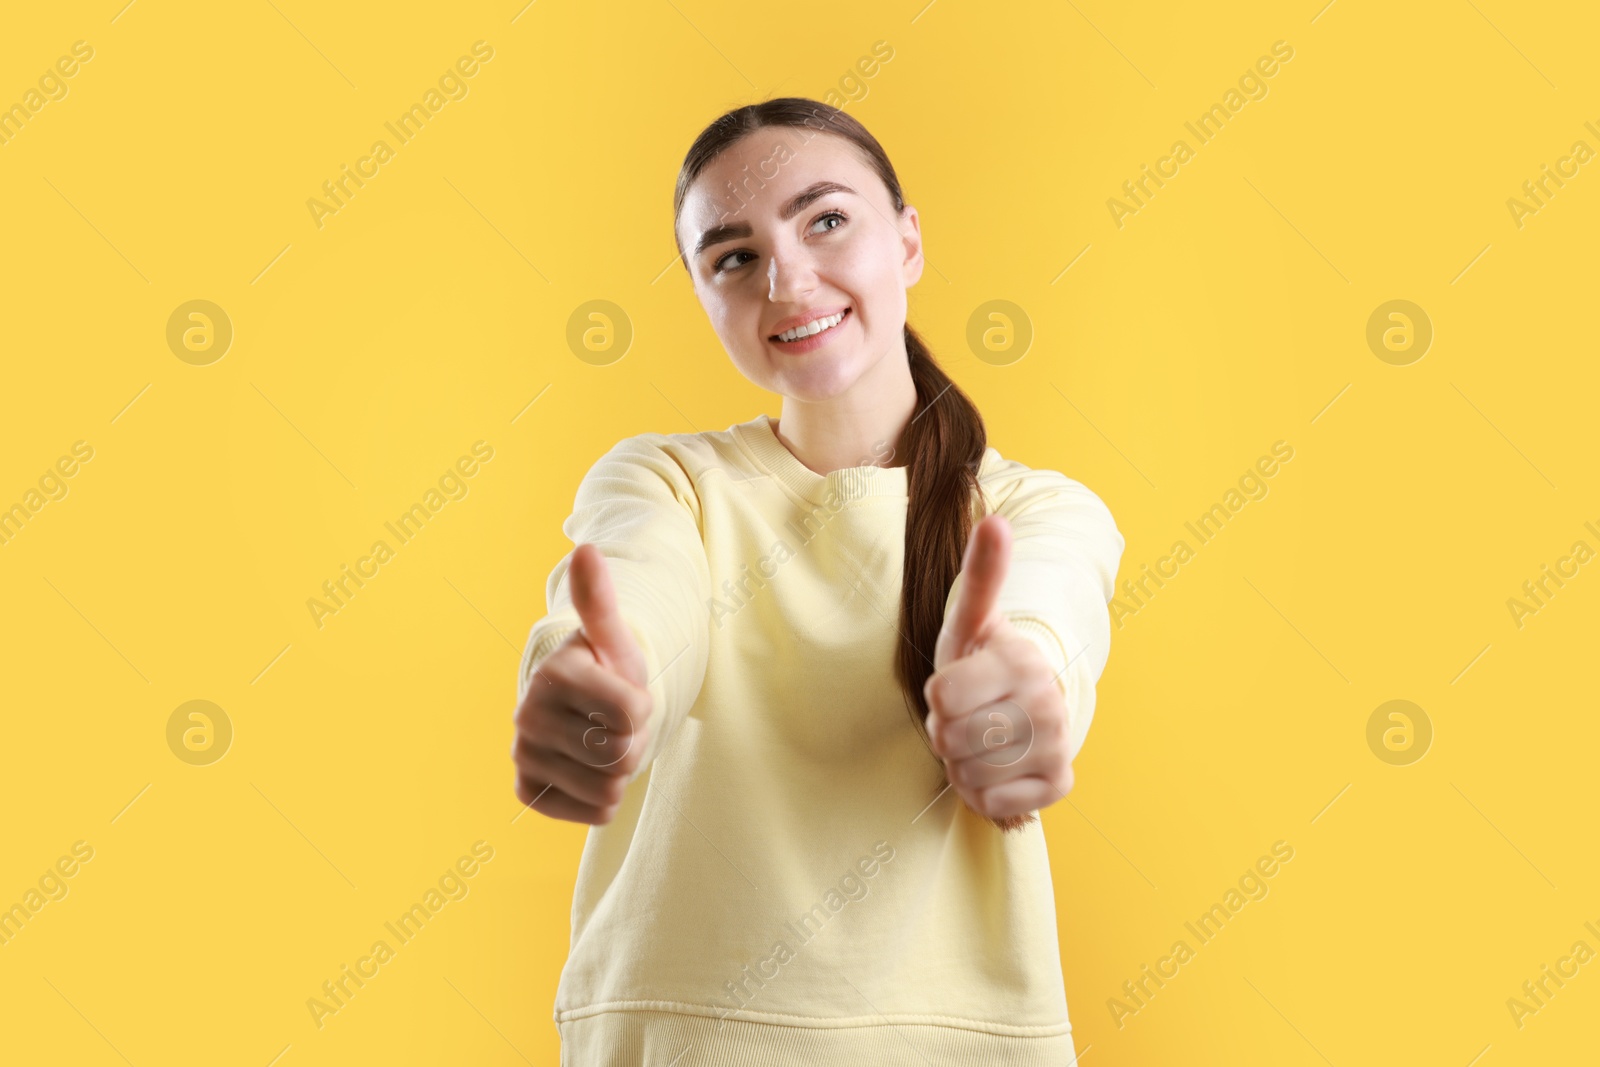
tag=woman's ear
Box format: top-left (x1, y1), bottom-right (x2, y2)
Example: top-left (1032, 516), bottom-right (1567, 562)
top-left (898, 205), bottom-right (925, 288)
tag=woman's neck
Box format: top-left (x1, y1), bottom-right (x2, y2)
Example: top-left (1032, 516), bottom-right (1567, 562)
top-left (774, 355), bottom-right (918, 475)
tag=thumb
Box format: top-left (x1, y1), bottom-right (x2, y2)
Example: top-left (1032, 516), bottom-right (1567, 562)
top-left (569, 543), bottom-right (640, 671)
top-left (943, 514), bottom-right (1012, 660)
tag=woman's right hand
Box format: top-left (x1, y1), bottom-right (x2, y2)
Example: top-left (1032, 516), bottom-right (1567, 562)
top-left (512, 543), bottom-right (653, 824)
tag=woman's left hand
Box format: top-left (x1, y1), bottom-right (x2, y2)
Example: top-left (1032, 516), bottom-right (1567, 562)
top-left (924, 514), bottom-right (1075, 821)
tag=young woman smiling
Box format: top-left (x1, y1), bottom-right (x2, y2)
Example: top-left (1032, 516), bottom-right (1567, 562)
top-left (514, 98), bottom-right (1125, 1065)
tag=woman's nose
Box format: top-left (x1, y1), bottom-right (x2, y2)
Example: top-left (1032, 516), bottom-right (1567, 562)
top-left (767, 246), bottom-right (818, 303)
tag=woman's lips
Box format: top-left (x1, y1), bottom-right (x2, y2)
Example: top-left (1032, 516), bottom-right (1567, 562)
top-left (769, 307), bottom-right (851, 354)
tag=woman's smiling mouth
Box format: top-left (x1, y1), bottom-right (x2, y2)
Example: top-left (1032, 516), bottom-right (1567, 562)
top-left (769, 307), bottom-right (851, 353)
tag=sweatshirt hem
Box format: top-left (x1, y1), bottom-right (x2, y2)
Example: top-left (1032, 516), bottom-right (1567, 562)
top-left (555, 998), bottom-right (1070, 1036)
top-left (555, 1005), bottom-right (1075, 1067)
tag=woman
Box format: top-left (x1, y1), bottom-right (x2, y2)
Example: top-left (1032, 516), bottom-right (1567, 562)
top-left (513, 98), bottom-right (1124, 1065)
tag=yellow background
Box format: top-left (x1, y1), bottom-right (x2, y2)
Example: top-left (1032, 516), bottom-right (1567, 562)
top-left (2, 0), bottom-right (1596, 1063)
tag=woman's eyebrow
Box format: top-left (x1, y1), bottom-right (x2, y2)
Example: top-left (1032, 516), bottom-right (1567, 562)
top-left (694, 181), bottom-right (858, 258)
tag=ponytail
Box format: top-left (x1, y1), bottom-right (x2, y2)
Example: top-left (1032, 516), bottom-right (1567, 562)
top-left (897, 325), bottom-right (1035, 833)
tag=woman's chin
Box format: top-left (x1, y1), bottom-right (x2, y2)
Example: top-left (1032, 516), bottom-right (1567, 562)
top-left (769, 360), bottom-right (865, 401)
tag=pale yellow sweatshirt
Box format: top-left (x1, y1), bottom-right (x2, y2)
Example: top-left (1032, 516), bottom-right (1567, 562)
top-left (518, 412), bottom-right (1125, 1065)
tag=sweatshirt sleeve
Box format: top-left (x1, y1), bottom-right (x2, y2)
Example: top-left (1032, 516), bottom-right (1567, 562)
top-left (942, 460), bottom-right (1125, 763)
top-left (517, 434), bottom-right (712, 777)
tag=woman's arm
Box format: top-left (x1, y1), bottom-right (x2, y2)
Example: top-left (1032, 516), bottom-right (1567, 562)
top-left (942, 462), bottom-right (1125, 763)
top-left (518, 434), bottom-right (713, 779)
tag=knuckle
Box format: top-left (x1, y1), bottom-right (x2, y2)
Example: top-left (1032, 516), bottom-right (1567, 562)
top-left (600, 776), bottom-right (627, 807)
top-left (535, 650), bottom-right (575, 687)
top-left (513, 774), bottom-right (539, 806)
top-left (615, 746), bottom-right (643, 778)
top-left (1011, 644), bottom-right (1047, 684)
top-left (942, 729), bottom-right (971, 762)
top-left (630, 687), bottom-right (653, 726)
top-left (513, 743), bottom-right (536, 774)
top-left (567, 764), bottom-right (609, 806)
top-left (514, 738), bottom-right (544, 773)
top-left (512, 697), bottom-right (534, 731)
top-left (961, 786), bottom-right (986, 817)
top-left (517, 687), bottom-right (558, 730)
top-left (1051, 712), bottom-right (1068, 745)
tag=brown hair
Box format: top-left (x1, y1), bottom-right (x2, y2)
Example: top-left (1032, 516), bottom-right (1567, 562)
top-left (672, 98), bottom-right (1033, 833)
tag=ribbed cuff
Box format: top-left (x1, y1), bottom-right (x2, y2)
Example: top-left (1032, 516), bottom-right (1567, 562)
top-left (519, 620), bottom-right (581, 705)
top-left (1007, 615), bottom-right (1090, 761)
top-left (1006, 616), bottom-right (1071, 701)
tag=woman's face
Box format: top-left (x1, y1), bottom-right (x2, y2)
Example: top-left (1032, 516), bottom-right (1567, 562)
top-left (677, 129), bottom-right (924, 403)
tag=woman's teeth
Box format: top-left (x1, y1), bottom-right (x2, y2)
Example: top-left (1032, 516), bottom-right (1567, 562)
top-left (776, 309), bottom-right (847, 342)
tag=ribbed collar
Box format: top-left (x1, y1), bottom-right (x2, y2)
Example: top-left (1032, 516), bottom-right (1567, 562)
top-left (731, 413), bottom-right (908, 505)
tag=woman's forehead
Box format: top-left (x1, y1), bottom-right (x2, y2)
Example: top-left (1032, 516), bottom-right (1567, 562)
top-left (683, 132), bottom-right (870, 232)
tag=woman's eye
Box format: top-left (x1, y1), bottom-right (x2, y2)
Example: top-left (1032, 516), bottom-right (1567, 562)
top-left (811, 210), bottom-right (847, 235)
top-left (713, 251), bottom-right (753, 274)
top-left (711, 211), bottom-right (848, 274)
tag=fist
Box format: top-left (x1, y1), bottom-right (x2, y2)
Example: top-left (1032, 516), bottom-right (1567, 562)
top-left (513, 543), bottom-right (652, 825)
top-left (923, 515), bottom-right (1076, 821)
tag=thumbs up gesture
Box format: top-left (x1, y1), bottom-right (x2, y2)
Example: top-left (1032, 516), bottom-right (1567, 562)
top-left (512, 543), bottom-right (653, 825)
top-left (924, 515), bottom-right (1076, 821)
